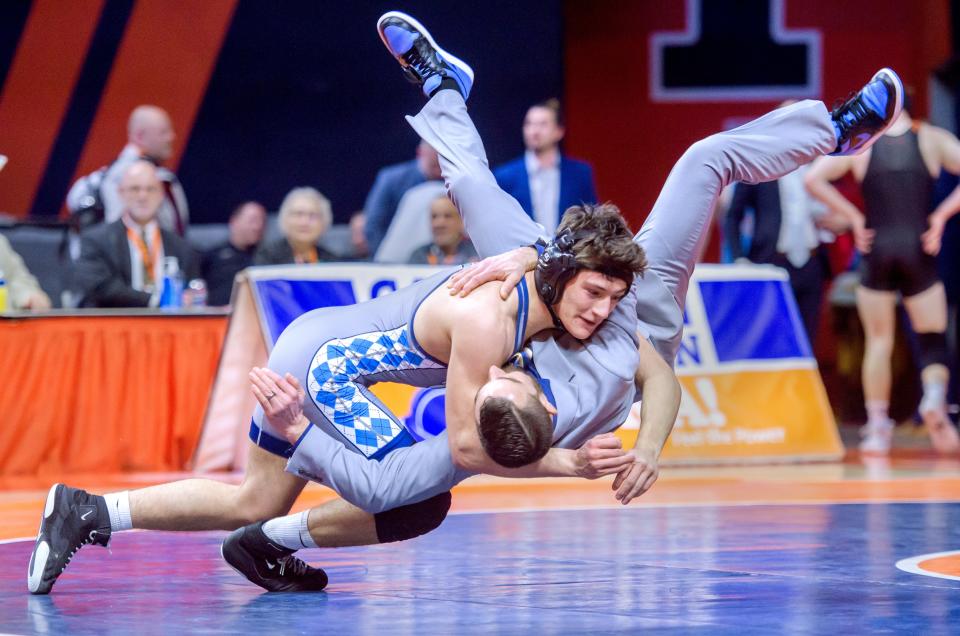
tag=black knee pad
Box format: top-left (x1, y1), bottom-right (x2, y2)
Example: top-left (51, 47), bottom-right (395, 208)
top-left (374, 491), bottom-right (451, 544)
top-left (916, 331), bottom-right (950, 370)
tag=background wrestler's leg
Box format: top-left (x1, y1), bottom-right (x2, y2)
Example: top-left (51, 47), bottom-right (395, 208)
top-left (903, 282), bottom-right (958, 452)
top-left (856, 286), bottom-right (898, 452)
top-left (636, 99), bottom-right (837, 306)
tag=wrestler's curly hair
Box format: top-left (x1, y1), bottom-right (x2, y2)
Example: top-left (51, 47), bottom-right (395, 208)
top-left (477, 394), bottom-right (552, 468)
top-left (558, 203), bottom-right (647, 289)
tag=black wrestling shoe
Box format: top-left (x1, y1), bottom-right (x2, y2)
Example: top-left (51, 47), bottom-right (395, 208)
top-left (377, 10), bottom-right (474, 99)
top-left (27, 484), bottom-right (111, 594)
top-left (830, 68), bottom-right (903, 156)
top-left (221, 522), bottom-right (328, 592)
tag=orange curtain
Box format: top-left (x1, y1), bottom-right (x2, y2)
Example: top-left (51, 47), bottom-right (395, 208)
top-left (0, 315), bottom-right (226, 475)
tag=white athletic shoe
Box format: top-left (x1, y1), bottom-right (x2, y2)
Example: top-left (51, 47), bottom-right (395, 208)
top-left (858, 419), bottom-right (893, 455)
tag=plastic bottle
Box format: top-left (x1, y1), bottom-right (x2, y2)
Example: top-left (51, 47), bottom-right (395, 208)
top-left (159, 256), bottom-right (183, 310)
top-left (184, 278), bottom-right (208, 308)
top-left (0, 266), bottom-right (7, 312)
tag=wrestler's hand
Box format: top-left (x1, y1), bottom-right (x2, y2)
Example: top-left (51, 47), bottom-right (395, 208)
top-left (250, 367), bottom-right (308, 444)
top-left (815, 210), bottom-right (851, 235)
top-left (447, 246), bottom-right (538, 300)
top-left (611, 446), bottom-right (660, 505)
top-left (851, 216), bottom-right (875, 254)
top-left (572, 432), bottom-right (635, 480)
top-left (922, 214), bottom-right (946, 256)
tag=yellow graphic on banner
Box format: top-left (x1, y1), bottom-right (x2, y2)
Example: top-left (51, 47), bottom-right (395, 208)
top-left (369, 381), bottom-right (419, 417)
top-left (617, 369), bottom-right (843, 462)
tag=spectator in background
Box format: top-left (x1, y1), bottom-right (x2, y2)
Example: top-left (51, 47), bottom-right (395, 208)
top-left (363, 140), bottom-right (441, 254)
top-left (201, 201), bottom-right (267, 306)
top-left (68, 105), bottom-right (189, 236)
top-left (374, 180), bottom-right (445, 263)
top-left (0, 234), bottom-right (52, 311)
top-left (75, 160), bottom-right (198, 307)
top-left (493, 98), bottom-right (597, 234)
top-left (407, 195), bottom-right (478, 266)
top-left (255, 187), bottom-right (336, 265)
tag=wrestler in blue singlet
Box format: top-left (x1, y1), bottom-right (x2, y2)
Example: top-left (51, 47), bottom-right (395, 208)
top-left (251, 268), bottom-right (531, 461)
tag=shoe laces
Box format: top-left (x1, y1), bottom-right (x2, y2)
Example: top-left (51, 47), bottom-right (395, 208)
top-left (277, 555), bottom-right (311, 578)
top-left (58, 530), bottom-right (105, 574)
top-left (402, 43), bottom-right (440, 82)
top-left (832, 92), bottom-right (873, 137)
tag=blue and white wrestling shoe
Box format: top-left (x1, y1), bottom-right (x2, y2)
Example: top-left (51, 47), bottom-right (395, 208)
top-left (830, 67), bottom-right (903, 156)
top-left (377, 11), bottom-right (474, 99)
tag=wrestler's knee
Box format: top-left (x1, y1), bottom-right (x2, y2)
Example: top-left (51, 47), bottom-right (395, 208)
top-left (233, 445), bottom-right (305, 524)
top-left (228, 483), bottom-right (295, 525)
top-left (373, 491), bottom-right (452, 543)
top-left (447, 172), bottom-right (495, 205)
top-left (681, 135), bottom-right (726, 171)
top-left (916, 331), bottom-right (949, 370)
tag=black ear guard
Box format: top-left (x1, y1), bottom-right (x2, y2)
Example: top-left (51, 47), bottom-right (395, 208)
top-left (535, 229), bottom-right (584, 306)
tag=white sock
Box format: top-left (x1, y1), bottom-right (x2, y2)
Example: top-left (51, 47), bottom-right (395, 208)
top-left (920, 381), bottom-right (947, 413)
top-left (865, 400), bottom-right (890, 426)
top-left (262, 511), bottom-right (318, 550)
top-left (103, 491), bottom-right (133, 532)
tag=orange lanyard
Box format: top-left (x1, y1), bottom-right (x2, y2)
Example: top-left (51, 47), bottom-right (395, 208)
top-left (126, 226), bottom-right (162, 281)
top-left (294, 247), bottom-right (318, 264)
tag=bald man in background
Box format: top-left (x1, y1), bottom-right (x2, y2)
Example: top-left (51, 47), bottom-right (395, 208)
top-left (69, 105), bottom-right (190, 236)
top-left (407, 195), bottom-right (478, 265)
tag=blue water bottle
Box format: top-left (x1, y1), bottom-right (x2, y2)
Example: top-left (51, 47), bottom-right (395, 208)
top-left (0, 266), bottom-right (7, 312)
top-left (159, 256), bottom-right (183, 310)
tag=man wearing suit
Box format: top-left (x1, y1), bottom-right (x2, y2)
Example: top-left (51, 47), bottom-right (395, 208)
top-left (493, 99), bottom-right (597, 234)
top-left (75, 160), bottom-right (198, 308)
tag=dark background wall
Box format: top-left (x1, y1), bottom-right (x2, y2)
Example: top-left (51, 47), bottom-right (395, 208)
top-left (0, 0), bottom-right (563, 223)
top-left (0, 0), bottom-right (954, 235)
top-left (562, 0), bottom-right (951, 259)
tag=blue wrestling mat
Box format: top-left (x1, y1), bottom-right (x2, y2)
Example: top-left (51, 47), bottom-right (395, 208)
top-left (2, 502), bottom-right (959, 634)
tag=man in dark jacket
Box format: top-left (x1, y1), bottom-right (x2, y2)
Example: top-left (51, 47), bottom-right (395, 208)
top-left (75, 160), bottom-right (198, 308)
top-left (201, 201), bottom-right (266, 306)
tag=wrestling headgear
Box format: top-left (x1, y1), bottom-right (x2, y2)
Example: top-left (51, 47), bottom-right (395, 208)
top-left (534, 229), bottom-right (588, 306)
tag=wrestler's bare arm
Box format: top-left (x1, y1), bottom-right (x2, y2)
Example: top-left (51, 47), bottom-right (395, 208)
top-left (442, 296), bottom-right (591, 477)
top-left (804, 155), bottom-right (859, 219)
top-left (444, 305), bottom-right (515, 468)
top-left (447, 247), bottom-right (538, 299)
top-left (920, 126), bottom-right (960, 255)
top-left (612, 335), bottom-right (681, 505)
top-left (804, 154), bottom-right (875, 252)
